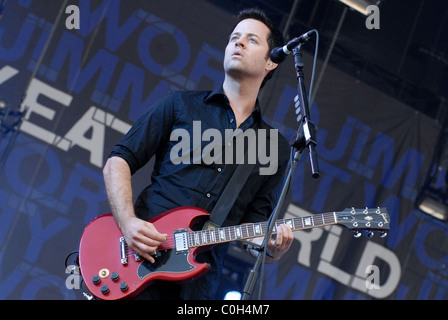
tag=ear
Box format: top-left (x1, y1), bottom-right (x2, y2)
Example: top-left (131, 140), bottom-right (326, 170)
top-left (266, 59), bottom-right (278, 72)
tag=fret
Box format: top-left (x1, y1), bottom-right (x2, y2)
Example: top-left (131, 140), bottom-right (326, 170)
top-left (261, 222), bottom-right (267, 235)
top-left (303, 216), bottom-right (312, 227)
top-left (235, 226), bottom-right (242, 239)
top-left (276, 220), bottom-right (283, 232)
top-left (313, 215), bottom-right (321, 226)
top-left (285, 219), bottom-right (293, 229)
top-left (254, 223), bottom-right (262, 236)
top-left (225, 227), bottom-right (231, 241)
top-left (188, 233), bottom-right (193, 247)
top-left (219, 229), bottom-right (226, 241)
top-left (242, 225), bottom-right (249, 238)
top-left (322, 213), bottom-right (334, 225)
top-left (321, 215), bottom-right (327, 225)
top-left (328, 214), bottom-right (333, 224)
top-left (202, 230), bottom-right (207, 244)
top-left (295, 217), bottom-right (303, 230)
top-left (276, 219), bottom-right (283, 228)
top-left (210, 229), bottom-right (216, 243)
top-left (227, 227), bottom-right (234, 241)
top-left (229, 227), bottom-right (235, 240)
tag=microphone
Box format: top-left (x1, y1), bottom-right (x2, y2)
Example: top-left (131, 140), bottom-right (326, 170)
top-left (270, 31), bottom-right (314, 63)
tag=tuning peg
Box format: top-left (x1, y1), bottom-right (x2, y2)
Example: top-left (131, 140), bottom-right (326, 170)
top-left (367, 231), bottom-right (374, 238)
top-left (380, 232), bottom-right (388, 238)
top-left (353, 231), bottom-right (362, 238)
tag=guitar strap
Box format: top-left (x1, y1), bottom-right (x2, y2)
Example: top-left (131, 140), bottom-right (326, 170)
top-left (203, 133), bottom-right (267, 230)
top-left (204, 162), bottom-right (255, 230)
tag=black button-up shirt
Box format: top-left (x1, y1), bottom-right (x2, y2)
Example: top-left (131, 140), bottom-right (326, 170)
top-left (109, 87), bottom-right (290, 299)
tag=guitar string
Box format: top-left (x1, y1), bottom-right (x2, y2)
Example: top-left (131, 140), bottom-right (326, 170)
top-left (119, 210), bottom-right (386, 260)
top-left (122, 212), bottom-right (343, 255)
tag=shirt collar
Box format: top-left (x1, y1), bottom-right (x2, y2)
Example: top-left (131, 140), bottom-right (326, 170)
top-left (205, 86), bottom-right (262, 121)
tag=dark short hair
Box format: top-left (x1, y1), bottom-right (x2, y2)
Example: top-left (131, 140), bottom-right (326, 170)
top-left (234, 8), bottom-right (285, 88)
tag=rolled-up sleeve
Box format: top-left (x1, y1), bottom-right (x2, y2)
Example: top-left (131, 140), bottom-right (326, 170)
top-left (109, 92), bottom-right (177, 175)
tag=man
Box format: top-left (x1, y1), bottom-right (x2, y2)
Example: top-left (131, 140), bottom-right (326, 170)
top-left (103, 8), bottom-right (293, 299)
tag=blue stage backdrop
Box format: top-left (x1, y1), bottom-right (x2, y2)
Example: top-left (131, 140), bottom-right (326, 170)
top-left (0, 0), bottom-right (446, 300)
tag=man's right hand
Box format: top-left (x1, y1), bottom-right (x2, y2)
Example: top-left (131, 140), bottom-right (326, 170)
top-left (120, 216), bottom-right (167, 264)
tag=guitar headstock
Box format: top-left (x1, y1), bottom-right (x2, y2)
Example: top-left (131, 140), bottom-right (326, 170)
top-left (336, 207), bottom-right (390, 238)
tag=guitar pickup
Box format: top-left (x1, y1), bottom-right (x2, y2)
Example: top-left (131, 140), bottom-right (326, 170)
top-left (174, 229), bottom-right (189, 254)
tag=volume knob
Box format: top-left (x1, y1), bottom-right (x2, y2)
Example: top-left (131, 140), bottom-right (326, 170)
top-left (119, 282), bottom-right (128, 292)
top-left (111, 272), bottom-right (119, 282)
top-left (100, 285), bottom-right (109, 295)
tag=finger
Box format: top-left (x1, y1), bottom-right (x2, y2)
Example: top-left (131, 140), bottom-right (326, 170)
top-left (139, 222), bottom-right (167, 245)
top-left (131, 233), bottom-right (160, 250)
top-left (138, 250), bottom-right (156, 264)
top-left (273, 224), bottom-right (292, 250)
top-left (128, 232), bottom-right (159, 260)
top-left (285, 225), bottom-right (294, 249)
top-left (281, 224), bottom-right (294, 248)
top-left (269, 225), bottom-right (282, 249)
top-left (133, 243), bottom-right (158, 263)
top-left (146, 223), bottom-right (168, 242)
top-left (273, 226), bottom-right (281, 247)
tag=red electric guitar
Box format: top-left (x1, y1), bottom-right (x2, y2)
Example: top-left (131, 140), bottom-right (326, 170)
top-left (78, 206), bottom-right (389, 300)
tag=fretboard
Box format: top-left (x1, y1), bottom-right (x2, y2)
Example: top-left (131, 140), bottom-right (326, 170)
top-left (188, 212), bottom-right (337, 248)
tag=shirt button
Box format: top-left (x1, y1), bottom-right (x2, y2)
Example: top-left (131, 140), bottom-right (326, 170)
top-left (230, 118), bottom-right (234, 123)
top-left (217, 168), bottom-right (222, 172)
top-left (206, 193), bottom-right (211, 198)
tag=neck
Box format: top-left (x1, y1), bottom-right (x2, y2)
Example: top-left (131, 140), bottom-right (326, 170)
top-left (223, 76), bottom-right (261, 125)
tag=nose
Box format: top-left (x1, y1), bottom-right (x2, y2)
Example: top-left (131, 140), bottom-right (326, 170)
top-left (235, 38), bottom-right (245, 48)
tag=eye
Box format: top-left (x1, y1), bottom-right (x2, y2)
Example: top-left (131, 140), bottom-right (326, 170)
top-left (230, 35), bottom-right (239, 42)
top-left (249, 37), bottom-right (258, 43)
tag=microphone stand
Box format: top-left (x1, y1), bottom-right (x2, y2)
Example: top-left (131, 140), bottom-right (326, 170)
top-left (241, 44), bottom-right (319, 300)
top-left (290, 45), bottom-right (319, 178)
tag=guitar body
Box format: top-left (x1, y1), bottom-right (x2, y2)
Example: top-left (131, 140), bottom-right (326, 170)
top-left (78, 207), bottom-right (211, 300)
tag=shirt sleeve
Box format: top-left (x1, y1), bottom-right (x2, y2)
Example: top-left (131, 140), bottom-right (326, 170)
top-left (109, 92), bottom-right (177, 175)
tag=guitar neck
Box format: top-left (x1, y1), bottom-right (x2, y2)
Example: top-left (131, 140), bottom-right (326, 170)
top-left (188, 212), bottom-right (337, 248)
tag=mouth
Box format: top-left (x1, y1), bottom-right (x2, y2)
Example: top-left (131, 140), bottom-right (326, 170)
top-left (232, 50), bottom-right (243, 58)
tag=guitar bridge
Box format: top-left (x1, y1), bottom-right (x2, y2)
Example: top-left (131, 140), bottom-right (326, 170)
top-left (120, 236), bottom-right (127, 265)
top-left (174, 229), bottom-right (189, 254)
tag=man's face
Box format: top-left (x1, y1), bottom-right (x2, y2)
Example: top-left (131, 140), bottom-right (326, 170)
top-left (223, 18), bottom-right (273, 81)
